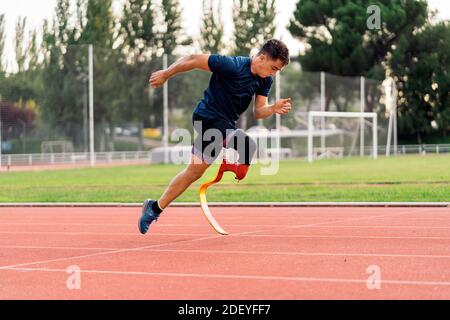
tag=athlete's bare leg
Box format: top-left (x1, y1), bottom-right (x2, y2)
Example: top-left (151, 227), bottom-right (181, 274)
top-left (157, 154), bottom-right (211, 209)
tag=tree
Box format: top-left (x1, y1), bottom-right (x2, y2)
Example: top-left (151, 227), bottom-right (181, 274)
top-left (14, 17), bottom-right (27, 73)
top-left (79, 0), bottom-right (117, 151)
top-left (232, 0), bottom-right (276, 56)
top-left (389, 21), bottom-right (450, 143)
top-left (200, 0), bottom-right (224, 54)
top-left (1, 16), bottom-right (41, 154)
top-left (38, 0), bottom-right (88, 150)
top-left (288, 0), bottom-right (428, 120)
top-left (27, 30), bottom-right (40, 70)
top-left (160, 0), bottom-right (183, 56)
top-left (0, 102), bottom-right (36, 139)
top-left (79, 0), bottom-right (114, 48)
top-left (56, 0), bottom-right (71, 45)
top-left (231, 0), bottom-right (276, 129)
top-left (0, 14), bottom-right (6, 73)
top-left (120, 0), bottom-right (157, 59)
top-left (288, 0), bottom-right (428, 77)
top-left (6, 16), bottom-right (40, 123)
top-left (118, 0), bottom-right (159, 150)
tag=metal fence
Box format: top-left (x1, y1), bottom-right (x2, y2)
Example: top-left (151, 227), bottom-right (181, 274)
top-left (0, 151), bottom-right (151, 168)
top-left (0, 144), bottom-right (448, 169)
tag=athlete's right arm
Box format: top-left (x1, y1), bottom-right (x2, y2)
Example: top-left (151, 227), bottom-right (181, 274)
top-left (149, 54), bottom-right (211, 89)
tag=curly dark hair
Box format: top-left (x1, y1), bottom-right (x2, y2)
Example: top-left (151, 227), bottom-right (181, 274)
top-left (258, 39), bottom-right (290, 66)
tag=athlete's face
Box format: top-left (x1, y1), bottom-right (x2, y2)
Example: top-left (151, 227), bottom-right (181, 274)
top-left (253, 54), bottom-right (285, 78)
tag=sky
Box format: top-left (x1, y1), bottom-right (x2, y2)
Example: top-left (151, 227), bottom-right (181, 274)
top-left (1, 0), bottom-right (449, 72)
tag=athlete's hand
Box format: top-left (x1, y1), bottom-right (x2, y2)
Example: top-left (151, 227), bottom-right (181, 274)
top-left (149, 70), bottom-right (169, 89)
top-left (273, 98), bottom-right (292, 115)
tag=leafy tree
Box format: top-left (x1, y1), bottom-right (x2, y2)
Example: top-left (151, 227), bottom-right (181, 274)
top-left (160, 0), bottom-right (183, 55)
top-left (120, 0), bottom-right (157, 59)
top-left (81, 0), bottom-right (118, 150)
top-left (79, 0), bottom-right (114, 48)
top-left (288, 0), bottom-right (428, 121)
top-left (0, 14), bottom-right (6, 73)
top-left (14, 17), bottom-right (27, 73)
top-left (37, 0), bottom-right (89, 150)
top-left (232, 0), bottom-right (276, 129)
top-left (118, 0), bottom-right (159, 150)
top-left (26, 30), bottom-right (40, 71)
top-left (0, 102), bottom-right (36, 138)
top-left (289, 0), bottom-right (428, 76)
top-left (232, 0), bottom-right (276, 56)
top-left (56, 0), bottom-right (70, 44)
top-left (389, 22), bottom-right (450, 143)
top-left (200, 0), bottom-right (224, 54)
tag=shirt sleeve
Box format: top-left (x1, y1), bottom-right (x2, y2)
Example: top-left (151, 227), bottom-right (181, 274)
top-left (208, 54), bottom-right (237, 76)
top-left (256, 76), bottom-right (273, 97)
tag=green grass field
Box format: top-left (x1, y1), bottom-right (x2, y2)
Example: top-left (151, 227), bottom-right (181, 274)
top-left (0, 154), bottom-right (449, 203)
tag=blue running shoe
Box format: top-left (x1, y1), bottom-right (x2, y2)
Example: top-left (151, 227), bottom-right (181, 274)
top-left (138, 199), bottom-right (160, 234)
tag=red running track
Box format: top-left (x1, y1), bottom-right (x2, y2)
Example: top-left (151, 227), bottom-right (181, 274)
top-left (0, 206), bottom-right (449, 299)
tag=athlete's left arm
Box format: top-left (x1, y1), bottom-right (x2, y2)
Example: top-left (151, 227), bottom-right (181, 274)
top-left (253, 95), bottom-right (292, 120)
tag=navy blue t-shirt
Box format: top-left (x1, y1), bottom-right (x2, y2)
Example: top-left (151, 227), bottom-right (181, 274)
top-left (193, 55), bottom-right (273, 127)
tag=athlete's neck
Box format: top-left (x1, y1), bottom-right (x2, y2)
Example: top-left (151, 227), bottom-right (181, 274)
top-left (250, 56), bottom-right (258, 76)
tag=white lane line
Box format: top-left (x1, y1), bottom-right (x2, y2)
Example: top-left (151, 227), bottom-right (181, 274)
top-left (0, 223), bottom-right (289, 227)
top-left (2, 223), bottom-right (450, 230)
top-left (0, 208), bottom-right (432, 271)
top-left (3, 266), bottom-right (450, 287)
top-left (225, 208), bottom-right (439, 236)
top-left (0, 234), bottom-right (224, 270)
top-left (2, 245), bottom-right (450, 259)
top-left (0, 231), bottom-right (449, 240)
top-left (306, 225), bottom-right (450, 229)
top-left (0, 231), bottom-right (212, 236)
top-left (246, 235), bottom-right (450, 240)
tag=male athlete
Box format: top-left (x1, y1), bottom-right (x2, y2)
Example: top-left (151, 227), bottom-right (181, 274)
top-left (139, 39), bottom-right (292, 234)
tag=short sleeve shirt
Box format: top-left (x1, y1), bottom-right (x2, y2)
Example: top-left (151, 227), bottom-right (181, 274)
top-left (193, 55), bottom-right (273, 126)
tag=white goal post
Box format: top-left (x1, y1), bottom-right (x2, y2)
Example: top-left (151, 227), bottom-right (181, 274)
top-left (307, 111), bottom-right (378, 163)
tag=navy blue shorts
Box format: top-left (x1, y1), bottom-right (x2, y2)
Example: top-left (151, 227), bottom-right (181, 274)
top-left (191, 113), bottom-right (256, 165)
top-left (191, 113), bottom-right (235, 164)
